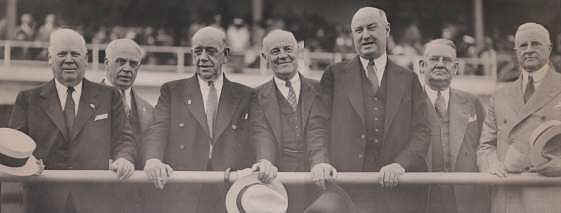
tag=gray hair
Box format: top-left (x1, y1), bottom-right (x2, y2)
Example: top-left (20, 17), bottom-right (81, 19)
top-left (424, 38), bottom-right (457, 57)
top-left (48, 28), bottom-right (87, 56)
top-left (105, 38), bottom-right (145, 61)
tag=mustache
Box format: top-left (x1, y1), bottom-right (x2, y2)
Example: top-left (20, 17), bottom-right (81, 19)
top-left (196, 59), bottom-right (216, 67)
top-left (273, 55), bottom-right (295, 65)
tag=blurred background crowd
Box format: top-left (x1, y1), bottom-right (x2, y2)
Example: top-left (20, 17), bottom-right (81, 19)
top-left (0, 0), bottom-right (560, 81)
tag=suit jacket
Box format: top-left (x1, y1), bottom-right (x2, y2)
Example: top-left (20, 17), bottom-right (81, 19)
top-left (426, 88), bottom-right (489, 213)
top-left (250, 74), bottom-right (329, 169)
top-left (9, 78), bottom-right (135, 213)
top-left (142, 74), bottom-right (254, 213)
top-left (310, 56), bottom-right (430, 213)
top-left (479, 66), bottom-right (561, 213)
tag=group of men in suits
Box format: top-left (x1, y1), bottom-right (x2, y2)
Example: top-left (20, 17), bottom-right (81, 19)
top-left (8, 4), bottom-right (561, 213)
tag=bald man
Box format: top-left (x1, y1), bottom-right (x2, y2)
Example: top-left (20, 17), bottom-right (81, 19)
top-left (9, 28), bottom-right (135, 213)
top-left (311, 7), bottom-right (430, 212)
top-left (478, 23), bottom-right (561, 213)
top-left (249, 29), bottom-right (335, 212)
top-left (420, 39), bottom-right (489, 213)
top-left (142, 26), bottom-right (254, 213)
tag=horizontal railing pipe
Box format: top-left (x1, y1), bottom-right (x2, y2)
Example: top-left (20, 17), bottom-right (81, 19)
top-left (1, 171), bottom-right (561, 186)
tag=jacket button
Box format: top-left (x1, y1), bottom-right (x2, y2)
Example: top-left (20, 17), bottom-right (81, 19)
top-left (179, 123), bottom-right (184, 127)
top-left (232, 125), bottom-right (237, 130)
top-left (503, 119), bottom-right (507, 124)
top-left (374, 139), bottom-right (379, 143)
top-left (360, 134), bottom-right (366, 139)
top-left (179, 145), bottom-right (185, 150)
top-left (358, 154), bottom-right (364, 159)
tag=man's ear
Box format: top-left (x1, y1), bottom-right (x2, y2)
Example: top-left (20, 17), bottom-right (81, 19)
top-left (418, 59), bottom-right (426, 74)
top-left (261, 53), bottom-right (267, 60)
top-left (104, 58), bottom-right (109, 66)
top-left (223, 48), bottom-right (230, 57)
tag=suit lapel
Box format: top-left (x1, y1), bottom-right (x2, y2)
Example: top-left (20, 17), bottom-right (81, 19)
top-left (39, 80), bottom-right (70, 141)
top-left (449, 89), bottom-right (469, 169)
top-left (344, 57), bottom-right (365, 125)
top-left (300, 76), bottom-right (317, 125)
top-left (510, 69), bottom-right (561, 132)
top-left (260, 80), bottom-right (282, 143)
top-left (71, 79), bottom-right (98, 141)
top-left (384, 61), bottom-right (408, 138)
top-left (213, 77), bottom-right (242, 142)
top-left (182, 77), bottom-right (211, 137)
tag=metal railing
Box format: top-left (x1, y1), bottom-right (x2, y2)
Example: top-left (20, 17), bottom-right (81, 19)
top-left (2, 171), bottom-right (561, 186)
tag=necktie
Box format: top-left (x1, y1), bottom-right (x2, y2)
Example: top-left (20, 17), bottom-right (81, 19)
top-left (206, 81), bottom-right (218, 138)
top-left (120, 89), bottom-right (131, 118)
top-left (285, 80), bottom-right (298, 111)
top-left (367, 59), bottom-right (380, 92)
top-left (64, 87), bottom-right (76, 136)
top-left (435, 90), bottom-right (447, 118)
top-left (524, 75), bottom-right (535, 103)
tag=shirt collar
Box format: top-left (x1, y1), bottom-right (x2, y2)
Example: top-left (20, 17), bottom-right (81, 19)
top-left (425, 86), bottom-right (450, 107)
top-left (55, 78), bottom-right (83, 96)
top-left (198, 73), bottom-right (224, 89)
top-left (101, 77), bottom-right (131, 95)
top-left (522, 63), bottom-right (549, 90)
top-left (359, 52), bottom-right (388, 76)
top-left (273, 72), bottom-right (300, 88)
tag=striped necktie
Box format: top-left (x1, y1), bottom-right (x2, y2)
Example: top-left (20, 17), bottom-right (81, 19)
top-left (206, 81), bottom-right (218, 138)
top-left (285, 80), bottom-right (298, 111)
top-left (367, 59), bottom-right (380, 92)
top-left (64, 87), bottom-right (75, 136)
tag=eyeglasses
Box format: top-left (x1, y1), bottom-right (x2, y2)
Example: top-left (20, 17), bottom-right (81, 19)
top-left (114, 57), bottom-right (140, 68)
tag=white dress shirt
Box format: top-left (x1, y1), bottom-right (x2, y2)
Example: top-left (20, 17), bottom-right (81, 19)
top-left (101, 77), bottom-right (132, 109)
top-left (198, 74), bottom-right (224, 111)
top-left (359, 53), bottom-right (388, 85)
top-left (521, 63), bottom-right (549, 93)
top-left (273, 73), bottom-right (301, 104)
top-left (55, 79), bottom-right (82, 115)
top-left (425, 87), bottom-right (450, 111)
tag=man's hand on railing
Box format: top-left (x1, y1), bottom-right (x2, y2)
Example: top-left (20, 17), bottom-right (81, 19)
top-left (109, 158), bottom-right (134, 180)
top-left (251, 159), bottom-right (278, 184)
top-left (310, 163), bottom-right (337, 190)
top-left (488, 162), bottom-right (508, 178)
top-left (144, 158), bottom-right (174, 189)
top-left (379, 163), bottom-right (405, 188)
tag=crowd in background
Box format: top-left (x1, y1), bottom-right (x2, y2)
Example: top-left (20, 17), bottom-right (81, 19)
top-left (2, 13), bottom-right (561, 80)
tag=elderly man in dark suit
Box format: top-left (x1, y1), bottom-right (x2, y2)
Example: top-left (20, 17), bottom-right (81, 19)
top-left (8, 28), bottom-right (135, 213)
top-left (142, 26), bottom-right (254, 213)
top-left (100, 38), bottom-right (155, 213)
top-left (310, 7), bottom-right (430, 213)
top-left (419, 39), bottom-right (489, 213)
top-left (249, 29), bottom-right (335, 212)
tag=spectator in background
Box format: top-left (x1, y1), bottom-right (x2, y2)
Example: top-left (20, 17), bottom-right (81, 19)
top-left (480, 36), bottom-right (498, 77)
top-left (393, 23), bottom-right (423, 70)
top-left (155, 28), bottom-right (176, 65)
top-left (227, 18), bottom-right (250, 73)
top-left (13, 13), bottom-right (36, 59)
top-left (91, 26), bottom-right (108, 44)
top-left (0, 18), bottom-right (6, 40)
top-left (551, 33), bottom-right (561, 72)
top-left (36, 14), bottom-right (57, 42)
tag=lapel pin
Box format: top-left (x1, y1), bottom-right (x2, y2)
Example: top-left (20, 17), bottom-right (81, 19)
top-left (232, 124), bottom-right (237, 130)
top-left (187, 99), bottom-right (192, 105)
top-left (243, 113), bottom-right (249, 120)
top-left (89, 104), bottom-right (95, 109)
top-left (554, 101), bottom-right (561, 110)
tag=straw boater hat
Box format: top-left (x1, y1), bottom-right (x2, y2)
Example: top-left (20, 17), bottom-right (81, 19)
top-left (528, 120), bottom-right (561, 177)
top-left (0, 128), bottom-right (40, 176)
top-left (225, 173), bottom-right (288, 213)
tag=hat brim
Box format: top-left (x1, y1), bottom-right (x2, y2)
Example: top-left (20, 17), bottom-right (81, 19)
top-left (530, 125), bottom-right (561, 167)
top-left (226, 173), bottom-right (287, 213)
top-left (0, 155), bottom-right (40, 176)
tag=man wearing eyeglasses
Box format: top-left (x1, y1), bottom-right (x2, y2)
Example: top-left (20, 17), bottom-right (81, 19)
top-left (420, 39), bottom-right (489, 213)
top-left (142, 26), bottom-right (254, 213)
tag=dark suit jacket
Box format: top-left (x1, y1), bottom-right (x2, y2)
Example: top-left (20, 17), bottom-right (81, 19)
top-left (9, 78), bottom-right (135, 213)
top-left (250, 74), bottom-right (329, 169)
top-left (310, 57), bottom-right (430, 213)
top-left (142, 75), bottom-right (254, 213)
top-left (426, 88), bottom-right (490, 213)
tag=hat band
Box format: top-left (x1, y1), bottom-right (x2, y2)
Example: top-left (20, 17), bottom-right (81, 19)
top-left (236, 182), bottom-right (261, 213)
top-left (0, 152), bottom-right (29, 167)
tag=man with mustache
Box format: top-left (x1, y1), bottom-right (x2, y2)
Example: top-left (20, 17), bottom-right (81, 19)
top-left (478, 23), bottom-right (561, 213)
top-left (310, 7), bottom-right (430, 212)
top-left (9, 28), bottom-right (135, 213)
top-left (420, 39), bottom-right (489, 213)
top-left (249, 29), bottom-right (335, 212)
top-left (100, 38), bottom-right (154, 213)
top-left (142, 26), bottom-right (254, 213)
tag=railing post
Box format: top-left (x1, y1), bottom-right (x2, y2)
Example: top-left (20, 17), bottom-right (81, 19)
top-left (92, 44), bottom-right (99, 72)
top-left (176, 48), bottom-right (184, 73)
top-left (4, 41), bottom-right (11, 67)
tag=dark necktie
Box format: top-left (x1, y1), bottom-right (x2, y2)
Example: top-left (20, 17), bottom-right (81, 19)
top-left (367, 59), bottom-right (380, 92)
top-left (64, 87), bottom-right (76, 136)
top-left (206, 81), bottom-right (218, 138)
top-left (524, 75), bottom-right (535, 103)
top-left (120, 89), bottom-right (131, 118)
top-left (435, 90), bottom-right (447, 118)
top-left (285, 80), bottom-right (298, 111)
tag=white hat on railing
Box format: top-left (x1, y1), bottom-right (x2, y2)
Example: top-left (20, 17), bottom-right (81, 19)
top-left (225, 173), bottom-right (288, 213)
top-left (0, 128), bottom-right (41, 176)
